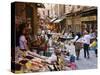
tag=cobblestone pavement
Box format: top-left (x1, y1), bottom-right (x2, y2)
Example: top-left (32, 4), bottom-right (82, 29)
top-left (68, 44), bottom-right (97, 70)
top-left (75, 48), bottom-right (97, 70)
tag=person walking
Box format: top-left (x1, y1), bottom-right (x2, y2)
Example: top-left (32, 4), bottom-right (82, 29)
top-left (74, 38), bottom-right (83, 60)
top-left (89, 38), bottom-right (97, 57)
top-left (83, 30), bottom-right (93, 59)
top-left (73, 32), bottom-right (82, 60)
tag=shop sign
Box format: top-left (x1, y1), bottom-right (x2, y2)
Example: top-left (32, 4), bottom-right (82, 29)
top-left (81, 16), bottom-right (96, 21)
top-left (89, 16), bottom-right (96, 21)
top-left (81, 17), bottom-right (89, 21)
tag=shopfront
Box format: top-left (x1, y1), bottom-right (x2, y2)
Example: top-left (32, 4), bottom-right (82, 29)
top-left (80, 7), bottom-right (97, 32)
top-left (53, 17), bottom-right (66, 33)
top-left (15, 2), bottom-right (45, 36)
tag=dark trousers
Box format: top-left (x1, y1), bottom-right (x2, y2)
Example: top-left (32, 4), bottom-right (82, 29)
top-left (95, 49), bottom-right (97, 57)
top-left (83, 44), bottom-right (89, 58)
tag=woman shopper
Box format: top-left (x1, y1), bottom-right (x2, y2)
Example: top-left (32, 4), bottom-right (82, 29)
top-left (89, 38), bottom-right (97, 57)
top-left (74, 38), bottom-right (83, 60)
top-left (73, 32), bottom-right (82, 60)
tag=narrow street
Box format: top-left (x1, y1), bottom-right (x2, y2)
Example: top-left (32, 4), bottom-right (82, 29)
top-left (63, 43), bottom-right (97, 70)
top-left (12, 2), bottom-right (97, 73)
top-left (76, 49), bottom-right (97, 70)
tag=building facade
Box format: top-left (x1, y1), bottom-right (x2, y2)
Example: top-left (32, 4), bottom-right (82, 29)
top-left (80, 7), bottom-right (97, 32)
top-left (15, 2), bottom-right (44, 36)
top-left (65, 5), bottom-right (84, 33)
top-left (37, 4), bottom-right (97, 33)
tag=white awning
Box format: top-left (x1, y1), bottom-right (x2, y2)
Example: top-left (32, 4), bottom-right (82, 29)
top-left (50, 18), bottom-right (57, 22)
top-left (54, 19), bottom-right (63, 23)
top-left (53, 16), bottom-right (66, 23)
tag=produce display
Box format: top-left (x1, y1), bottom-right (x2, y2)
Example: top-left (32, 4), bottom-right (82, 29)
top-left (14, 33), bottom-right (77, 73)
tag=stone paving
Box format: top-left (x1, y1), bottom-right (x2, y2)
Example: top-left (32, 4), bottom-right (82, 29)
top-left (68, 44), bottom-right (97, 70)
top-left (75, 49), bottom-right (97, 70)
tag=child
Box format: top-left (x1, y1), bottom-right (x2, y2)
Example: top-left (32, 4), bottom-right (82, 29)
top-left (89, 38), bottom-right (97, 57)
top-left (67, 55), bottom-right (76, 70)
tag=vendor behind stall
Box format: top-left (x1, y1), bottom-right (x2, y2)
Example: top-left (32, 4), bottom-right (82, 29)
top-left (19, 23), bottom-right (29, 51)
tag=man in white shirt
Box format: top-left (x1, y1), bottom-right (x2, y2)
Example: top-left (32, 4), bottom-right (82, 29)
top-left (83, 31), bottom-right (93, 59)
